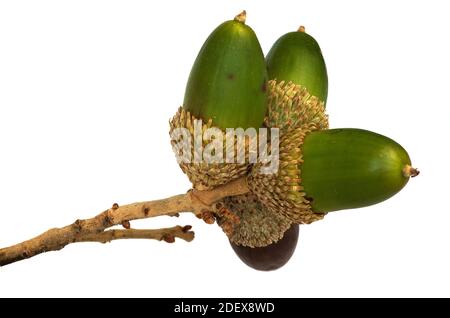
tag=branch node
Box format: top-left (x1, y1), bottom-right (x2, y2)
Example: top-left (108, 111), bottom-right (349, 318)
top-left (72, 219), bottom-right (83, 233)
top-left (102, 211), bottom-right (114, 228)
top-left (121, 220), bottom-right (131, 229)
top-left (189, 189), bottom-right (209, 207)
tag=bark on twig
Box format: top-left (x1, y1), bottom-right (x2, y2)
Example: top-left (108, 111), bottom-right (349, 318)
top-left (78, 226), bottom-right (195, 244)
top-left (0, 177), bottom-right (249, 266)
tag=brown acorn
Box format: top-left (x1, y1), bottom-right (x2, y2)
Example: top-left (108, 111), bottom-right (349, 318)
top-left (230, 224), bottom-right (299, 271)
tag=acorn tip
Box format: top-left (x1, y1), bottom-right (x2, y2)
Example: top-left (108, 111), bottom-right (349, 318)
top-left (234, 10), bottom-right (247, 23)
top-left (403, 165), bottom-right (420, 178)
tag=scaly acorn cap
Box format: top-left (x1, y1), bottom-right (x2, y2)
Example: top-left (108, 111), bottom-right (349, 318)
top-left (265, 80), bottom-right (329, 133)
top-left (214, 81), bottom-right (328, 244)
top-left (217, 193), bottom-right (292, 248)
top-left (247, 124), bottom-right (326, 223)
top-left (170, 107), bottom-right (256, 190)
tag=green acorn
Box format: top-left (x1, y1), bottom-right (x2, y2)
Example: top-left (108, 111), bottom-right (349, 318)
top-left (248, 126), bottom-right (418, 223)
top-left (183, 11), bottom-right (267, 130)
top-left (265, 26), bottom-right (328, 132)
top-left (267, 26), bottom-right (328, 103)
top-left (170, 11), bottom-right (268, 190)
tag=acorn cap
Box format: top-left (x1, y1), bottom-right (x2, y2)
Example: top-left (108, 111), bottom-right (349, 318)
top-left (170, 107), bottom-right (255, 190)
top-left (217, 193), bottom-right (292, 248)
top-left (265, 80), bottom-right (328, 133)
top-left (247, 124), bottom-right (326, 223)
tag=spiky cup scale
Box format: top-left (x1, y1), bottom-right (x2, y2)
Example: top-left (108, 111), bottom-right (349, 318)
top-left (218, 193), bottom-right (292, 248)
top-left (265, 80), bottom-right (328, 133)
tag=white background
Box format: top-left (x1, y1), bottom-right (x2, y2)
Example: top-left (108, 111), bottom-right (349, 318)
top-left (0, 0), bottom-right (448, 297)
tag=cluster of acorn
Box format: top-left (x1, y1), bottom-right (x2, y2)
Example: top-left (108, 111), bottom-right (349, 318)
top-left (169, 11), bottom-right (418, 271)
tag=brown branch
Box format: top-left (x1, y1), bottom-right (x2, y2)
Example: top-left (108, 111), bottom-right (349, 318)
top-left (0, 177), bottom-right (249, 267)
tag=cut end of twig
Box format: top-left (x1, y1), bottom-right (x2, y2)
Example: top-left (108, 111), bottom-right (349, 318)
top-left (298, 25), bottom-right (306, 32)
top-left (161, 226), bottom-right (194, 243)
top-left (234, 10), bottom-right (246, 23)
top-left (403, 165), bottom-right (420, 178)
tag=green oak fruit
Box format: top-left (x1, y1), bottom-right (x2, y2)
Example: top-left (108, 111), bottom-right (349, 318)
top-left (249, 127), bottom-right (418, 222)
top-left (301, 128), bottom-right (417, 212)
top-left (183, 11), bottom-right (268, 130)
top-left (266, 26), bottom-right (328, 103)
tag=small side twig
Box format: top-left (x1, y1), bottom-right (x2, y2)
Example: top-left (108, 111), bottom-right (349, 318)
top-left (78, 225), bottom-right (195, 244)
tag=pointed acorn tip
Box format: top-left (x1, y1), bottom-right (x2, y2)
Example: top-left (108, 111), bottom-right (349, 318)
top-left (403, 165), bottom-right (420, 178)
top-left (234, 10), bottom-right (247, 23)
top-left (298, 25), bottom-right (306, 32)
